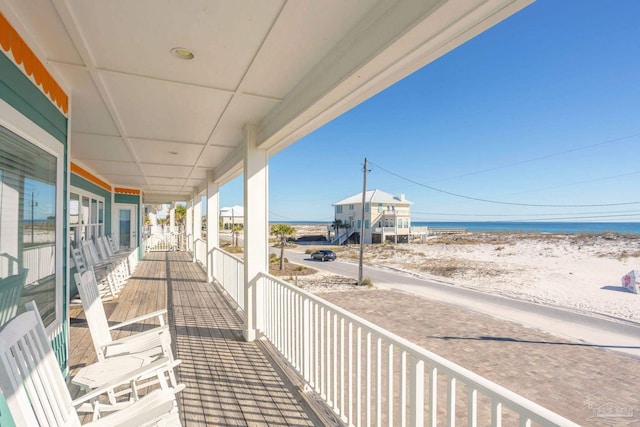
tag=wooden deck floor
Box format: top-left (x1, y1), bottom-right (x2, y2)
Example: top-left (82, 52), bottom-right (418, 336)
top-left (69, 251), bottom-right (323, 426)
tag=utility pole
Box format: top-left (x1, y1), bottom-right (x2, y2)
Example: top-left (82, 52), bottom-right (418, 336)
top-left (31, 192), bottom-right (37, 243)
top-left (358, 158), bottom-right (369, 285)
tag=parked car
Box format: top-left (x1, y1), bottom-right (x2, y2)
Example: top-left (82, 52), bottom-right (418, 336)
top-left (310, 249), bottom-right (337, 261)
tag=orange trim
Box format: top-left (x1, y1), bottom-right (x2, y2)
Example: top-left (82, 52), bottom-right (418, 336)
top-left (114, 187), bottom-right (140, 196)
top-left (70, 162), bottom-right (111, 192)
top-left (0, 13), bottom-right (68, 114)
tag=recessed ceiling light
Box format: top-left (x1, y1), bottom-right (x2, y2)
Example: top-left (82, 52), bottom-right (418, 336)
top-left (170, 47), bottom-right (195, 60)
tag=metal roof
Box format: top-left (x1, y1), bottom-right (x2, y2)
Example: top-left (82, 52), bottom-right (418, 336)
top-left (334, 189), bottom-right (412, 206)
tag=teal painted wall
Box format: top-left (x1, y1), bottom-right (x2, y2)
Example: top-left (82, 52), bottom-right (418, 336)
top-left (0, 42), bottom-right (68, 427)
top-left (0, 53), bottom-right (66, 144)
top-left (69, 173), bottom-right (114, 298)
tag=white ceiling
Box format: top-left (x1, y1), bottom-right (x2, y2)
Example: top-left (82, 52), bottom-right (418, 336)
top-left (1, 0), bottom-right (532, 203)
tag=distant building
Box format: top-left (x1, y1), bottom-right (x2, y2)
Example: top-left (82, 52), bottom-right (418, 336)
top-left (333, 190), bottom-right (412, 244)
top-left (220, 206), bottom-right (244, 229)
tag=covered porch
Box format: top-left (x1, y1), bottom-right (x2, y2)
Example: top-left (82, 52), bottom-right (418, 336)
top-left (0, 0), bottom-right (586, 425)
top-left (68, 251), bottom-right (325, 426)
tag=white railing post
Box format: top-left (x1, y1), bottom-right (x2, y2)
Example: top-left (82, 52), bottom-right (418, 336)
top-left (429, 366), bottom-right (437, 427)
top-left (193, 193), bottom-right (202, 264)
top-left (207, 175), bottom-right (219, 283)
top-left (410, 355), bottom-right (425, 427)
top-left (302, 297), bottom-right (311, 383)
top-left (186, 197), bottom-right (193, 258)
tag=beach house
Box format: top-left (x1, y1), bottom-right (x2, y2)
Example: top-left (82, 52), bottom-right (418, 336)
top-left (333, 190), bottom-right (413, 244)
top-left (0, 2), bottom-right (580, 426)
top-left (220, 205), bottom-right (244, 230)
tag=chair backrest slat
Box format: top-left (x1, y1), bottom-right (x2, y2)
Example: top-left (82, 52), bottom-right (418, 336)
top-left (0, 307), bottom-right (80, 427)
top-left (101, 235), bottom-right (114, 258)
top-left (95, 236), bottom-right (110, 262)
top-left (81, 240), bottom-right (105, 269)
top-left (70, 247), bottom-right (87, 274)
top-left (75, 270), bottom-right (113, 359)
top-left (0, 270), bottom-right (27, 327)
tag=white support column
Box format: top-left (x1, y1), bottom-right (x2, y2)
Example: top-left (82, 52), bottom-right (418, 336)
top-left (186, 198), bottom-right (193, 253)
top-left (207, 173), bottom-right (219, 283)
top-left (243, 125), bottom-right (268, 342)
top-left (169, 202), bottom-right (176, 233)
top-left (193, 194), bottom-right (202, 264)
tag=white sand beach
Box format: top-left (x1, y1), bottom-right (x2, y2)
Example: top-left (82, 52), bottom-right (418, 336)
top-left (288, 225), bottom-right (640, 323)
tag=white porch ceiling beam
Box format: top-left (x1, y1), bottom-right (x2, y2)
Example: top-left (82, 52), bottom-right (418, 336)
top-left (49, 0), bottom-right (151, 188)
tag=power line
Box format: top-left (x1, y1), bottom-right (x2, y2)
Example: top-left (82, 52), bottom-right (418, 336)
top-left (269, 211), bottom-right (333, 222)
top-left (499, 170), bottom-right (640, 198)
top-left (427, 131), bottom-right (640, 184)
top-left (369, 161), bottom-right (640, 208)
top-left (269, 211), bottom-right (296, 220)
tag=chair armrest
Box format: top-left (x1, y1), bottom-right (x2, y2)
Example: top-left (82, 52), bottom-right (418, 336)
top-left (106, 325), bottom-right (169, 348)
top-left (103, 325), bottom-right (170, 359)
top-left (70, 357), bottom-right (179, 406)
top-left (109, 309), bottom-right (167, 330)
top-left (83, 389), bottom-right (180, 427)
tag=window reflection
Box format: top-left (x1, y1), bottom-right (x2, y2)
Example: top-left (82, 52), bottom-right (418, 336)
top-left (0, 125), bottom-right (57, 327)
top-left (69, 191), bottom-right (105, 247)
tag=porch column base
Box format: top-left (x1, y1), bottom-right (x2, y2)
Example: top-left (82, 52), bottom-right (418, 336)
top-left (243, 328), bottom-right (258, 342)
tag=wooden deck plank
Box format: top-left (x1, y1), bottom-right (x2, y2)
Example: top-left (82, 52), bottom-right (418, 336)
top-left (69, 250), bottom-right (322, 426)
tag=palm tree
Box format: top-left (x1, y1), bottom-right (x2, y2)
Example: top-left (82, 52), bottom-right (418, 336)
top-left (174, 204), bottom-right (186, 226)
top-left (270, 224), bottom-right (296, 271)
top-left (231, 224), bottom-right (243, 246)
top-left (331, 219), bottom-right (342, 242)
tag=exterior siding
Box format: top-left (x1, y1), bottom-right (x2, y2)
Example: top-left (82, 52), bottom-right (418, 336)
top-left (0, 44), bottom-right (68, 427)
top-left (335, 200), bottom-right (412, 243)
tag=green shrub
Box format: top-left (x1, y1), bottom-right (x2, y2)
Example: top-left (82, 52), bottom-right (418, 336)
top-left (359, 277), bottom-right (373, 287)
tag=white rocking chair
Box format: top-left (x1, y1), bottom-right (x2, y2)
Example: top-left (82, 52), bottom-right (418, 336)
top-left (75, 269), bottom-right (182, 390)
top-left (0, 302), bottom-right (181, 426)
top-left (71, 246), bottom-right (115, 300)
top-left (0, 269), bottom-right (27, 327)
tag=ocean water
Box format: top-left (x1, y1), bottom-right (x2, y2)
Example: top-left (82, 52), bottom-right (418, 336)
top-left (411, 221), bottom-right (640, 234)
top-left (278, 221), bottom-right (640, 234)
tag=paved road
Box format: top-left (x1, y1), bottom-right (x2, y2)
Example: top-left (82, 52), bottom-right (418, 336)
top-left (283, 247), bottom-right (640, 358)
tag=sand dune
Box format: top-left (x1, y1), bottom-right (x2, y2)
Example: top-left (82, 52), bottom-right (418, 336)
top-left (290, 225), bottom-right (640, 323)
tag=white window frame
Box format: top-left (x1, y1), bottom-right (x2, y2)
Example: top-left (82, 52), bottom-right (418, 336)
top-left (70, 186), bottom-right (105, 245)
top-left (0, 98), bottom-right (65, 337)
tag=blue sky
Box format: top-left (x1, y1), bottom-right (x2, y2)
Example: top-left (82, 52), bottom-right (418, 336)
top-left (221, 0), bottom-right (640, 223)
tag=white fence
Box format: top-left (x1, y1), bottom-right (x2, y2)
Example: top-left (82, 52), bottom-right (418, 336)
top-left (209, 246), bottom-right (579, 427)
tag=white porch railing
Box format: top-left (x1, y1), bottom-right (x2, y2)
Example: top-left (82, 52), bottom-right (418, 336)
top-left (209, 246), bottom-right (579, 427)
top-left (372, 226), bottom-right (410, 235)
top-left (331, 227), bottom-right (354, 245)
top-left (144, 226), bottom-right (185, 252)
top-left (23, 243), bottom-right (55, 285)
top-left (194, 238), bottom-right (206, 269)
top-left (211, 247), bottom-right (244, 310)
